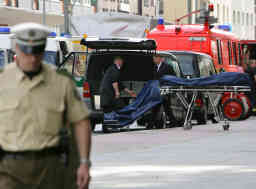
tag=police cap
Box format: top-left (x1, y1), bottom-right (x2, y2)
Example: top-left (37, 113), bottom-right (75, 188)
top-left (11, 22), bottom-right (51, 54)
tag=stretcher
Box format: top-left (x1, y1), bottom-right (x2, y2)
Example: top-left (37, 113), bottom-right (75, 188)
top-left (160, 85), bottom-right (251, 130)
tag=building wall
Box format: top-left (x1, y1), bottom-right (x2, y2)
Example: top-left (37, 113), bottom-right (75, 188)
top-left (209, 0), bottom-right (256, 40)
top-left (130, 0), bottom-right (138, 15)
top-left (191, 0), bottom-right (208, 24)
top-left (142, 0), bottom-right (156, 17)
top-left (161, 0), bottom-right (188, 24)
top-left (97, 0), bottom-right (118, 12)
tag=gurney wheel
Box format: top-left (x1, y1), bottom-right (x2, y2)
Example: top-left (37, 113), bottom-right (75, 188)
top-left (223, 124), bottom-right (230, 131)
top-left (102, 125), bottom-right (111, 133)
top-left (183, 122), bottom-right (192, 130)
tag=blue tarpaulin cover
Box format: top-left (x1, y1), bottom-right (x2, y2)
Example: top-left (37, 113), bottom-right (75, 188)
top-left (160, 72), bottom-right (253, 87)
top-left (104, 80), bottom-right (163, 126)
top-left (104, 72), bottom-right (252, 126)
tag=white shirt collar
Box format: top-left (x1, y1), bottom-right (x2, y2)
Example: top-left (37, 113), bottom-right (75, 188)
top-left (157, 62), bottom-right (162, 71)
top-left (115, 64), bottom-right (121, 70)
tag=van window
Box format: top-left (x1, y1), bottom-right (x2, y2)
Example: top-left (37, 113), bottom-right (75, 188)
top-left (163, 56), bottom-right (180, 77)
top-left (43, 51), bottom-right (58, 66)
top-left (175, 54), bottom-right (197, 77)
top-left (228, 41), bottom-right (232, 65)
top-left (198, 55), bottom-right (216, 76)
top-left (198, 56), bottom-right (209, 77)
top-left (217, 40), bottom-right (223, 64)
top-left (232, 42), bottom-right (237, 65)
top-left (238, 43), bottom-right (242, 65)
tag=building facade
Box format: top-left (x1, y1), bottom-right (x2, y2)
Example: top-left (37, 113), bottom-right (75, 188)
top-left (0, 0), bottom-right (93, 28)
top-left (159, 0), bottom-right (207, 24)
top-left (209, 0), bottom-right (256, 40)
top-left (96, 0), bottom-right (156, 17)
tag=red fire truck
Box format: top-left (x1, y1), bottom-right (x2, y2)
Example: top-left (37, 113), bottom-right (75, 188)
top-left (147, 4), bottom-right (251, 121)
top-left (147, 8), bottom-right (243, 73)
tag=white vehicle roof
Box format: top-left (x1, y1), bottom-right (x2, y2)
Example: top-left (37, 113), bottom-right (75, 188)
top-left (45, 37), bottom-right (58, 52)
top-left (0, 34), bottom-right (14, 49)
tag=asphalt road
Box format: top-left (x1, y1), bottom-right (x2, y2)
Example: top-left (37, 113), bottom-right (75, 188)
top-left (90, 117), bottom-right (256, 189)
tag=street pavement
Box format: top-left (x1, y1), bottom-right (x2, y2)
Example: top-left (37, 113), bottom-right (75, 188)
top-left (90, 117), bottom-right (256, 189)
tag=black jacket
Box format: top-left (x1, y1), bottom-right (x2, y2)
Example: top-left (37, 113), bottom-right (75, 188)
top-left (153, 61), bottom-right (176, 80)
top-left (100, 64), bottom-right (125, 107)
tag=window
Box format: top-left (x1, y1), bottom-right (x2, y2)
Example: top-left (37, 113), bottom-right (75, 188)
top-left (238, 43), bottom-right (242, 66)
top-left (228, 41), bottom-right (232, 65)
top-left (71, 0), bottom-right (82, 3)
top-left (163, 56), bottom-right (181, 77)
top-left (227, 8), bottom-right (229, 23)
top-left (151, 0), bottom-right (154, 7)
top-left (242, 12), bottom-right (245, 25)
top-left (175, 54), bottom-right (198, 77)
top-left (33, 0), bottom-right (39, 10)
top-left (233, 11), bottom-right (236, 24)
top-left (232, 42), bottom-right (237, 65)
top-left (217, 40), bottom-right (223, 65)
top-left (217, 4), bottom-right (220, 19)
top-left (198, 56), bottom-right (216, 77)
top-left (84, 0), bottom-right (91, 5)
top-left (144, 0), bottom-right (149, 7)
top-left (159, 0), bottom-right (164, 15)
top-left (223, 6), bottom-right (225, 23)
top-left (120, 0), bottom-right (129, 3)
top-left (43, 51), bottom-right (58, 66)
top-left (247, 13), bottom-right (249, 26)
top-left (237, 11), bottom-right (240, 24)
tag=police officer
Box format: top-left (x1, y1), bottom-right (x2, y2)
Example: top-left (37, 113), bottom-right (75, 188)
top-left (0, 23), bottom-right (91, 189)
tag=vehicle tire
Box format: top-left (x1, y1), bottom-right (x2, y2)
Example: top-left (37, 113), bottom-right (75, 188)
top-left (169, 93), bottom-right (186, 125)
top-left (222, 98), bottom-right (245, 121)
top-left (155, 110), bottom-right (167, 129)
top-left (91, 122), bottom-right (96, 132)
top-left (146, 122), bottom-right (154, 130)
top-left (197, 105), bottom-right (208, 125)
top-left (102, 125), bottom-right (111, 133)
top-left (155, 105), bottom-right (167, 129)
top-left (239, 94), bottom-right (251, 120)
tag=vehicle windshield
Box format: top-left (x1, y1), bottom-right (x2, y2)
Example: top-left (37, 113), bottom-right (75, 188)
top-left (43, 51), bottom-right (58, 66)
top-left (173, 54), bottom-right (196, 76)
top-left (163, 56), bottom-right (181, 77)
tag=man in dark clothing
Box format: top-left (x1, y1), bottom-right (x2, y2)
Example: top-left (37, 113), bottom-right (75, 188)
top-left (153, 54), bottom-right (176, 80)
top-left (150, 54), bottom-right (177, 128)
top-left (100, 56), bottom-right (136, 113)
top-left (244, 61), bottom-right (256, 109)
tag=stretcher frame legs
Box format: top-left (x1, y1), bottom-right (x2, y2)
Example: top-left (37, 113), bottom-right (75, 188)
top-left (173, 91), bottom-right (230, 131)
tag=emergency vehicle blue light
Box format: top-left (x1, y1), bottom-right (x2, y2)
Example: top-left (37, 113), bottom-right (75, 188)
top-left (60, 33), bottom-right (71, 38)
top-left (158, 18), bottom-right (164, 25)
top-left (48, 32), bottom-right (57, 37)
top-left (218, 25), bottom-right (232, 32)
top-left (0, 27), bottom-right (10, 33)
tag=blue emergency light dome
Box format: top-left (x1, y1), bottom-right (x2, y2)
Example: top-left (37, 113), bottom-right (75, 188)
top-left (60, 33), bottom-right (71, 38)
top-left (218, 25), bottom-right (232, 32)
top-left (0, 27), bottom-right (10, 34)
top-left (48, 32), bottom-right (57, 37)
top-left (158, 18), bottom-right (164, 25)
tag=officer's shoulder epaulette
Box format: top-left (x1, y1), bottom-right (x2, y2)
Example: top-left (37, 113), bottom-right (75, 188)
top-left (56, 69), bottom-right (75, 81)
